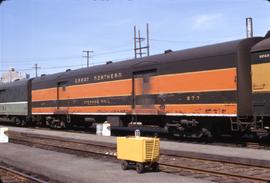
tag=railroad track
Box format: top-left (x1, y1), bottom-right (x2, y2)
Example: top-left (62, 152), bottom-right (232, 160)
top-left (0, 164), bottom-right (47, 183)
top-left (159, 155), bottom-right (270, 183)
top-left (1, 122), bottom-right (270, 150)
top-left (1, 122), bottom-right (269, 150)
top-left (6, 131), bottom-right (270, 183)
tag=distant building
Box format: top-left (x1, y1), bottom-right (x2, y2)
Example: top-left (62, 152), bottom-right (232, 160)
top-left (0, 68), bottom-right (30, 83)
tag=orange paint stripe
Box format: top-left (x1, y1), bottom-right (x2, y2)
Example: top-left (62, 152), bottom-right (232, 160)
top-left (140, 68), bottom-right (236, 95)
top-left (164, 104), bottom-right (237, 115)
top-left (32, 79), bottom-right (132, 101)
top-left (32, 68), bottom-right (236, 101)
top-left (32, 106), bottom-right (131, 113)
top-left (32, 107), bottom-right (57, 113)
top-left (32, 103), bottom-right (237, 115)
top-left (32, 88), bottom-right (57, 101)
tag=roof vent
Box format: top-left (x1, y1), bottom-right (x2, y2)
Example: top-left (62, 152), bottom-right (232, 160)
top-left (66, 69), bottom-right (71, 72)
top-left (106, 61), bottom-right (113, 64)
top-left (164, 49), bottom-right (173, 54)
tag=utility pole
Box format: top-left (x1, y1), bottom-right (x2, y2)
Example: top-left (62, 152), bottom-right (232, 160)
top-left (134, 23), bottom-right (150, 59)
top-left (33, 64), bottom-right (41, 78)
top-left (146, 23), bottom-right (150, 56)
top-left (134, 26), bottom-right (137, 59)
top-left (138, 30), bottom-right (143, 58)
top-left (83, 50), bottom-right (94, 67)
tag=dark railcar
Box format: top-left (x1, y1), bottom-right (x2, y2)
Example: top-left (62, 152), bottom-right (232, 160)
top-left (251, 32), bottom-right (270, 131)
top-left (30, 36), bottom-right (266, 137)
top-left (0, 79), bottom-right (31, 125)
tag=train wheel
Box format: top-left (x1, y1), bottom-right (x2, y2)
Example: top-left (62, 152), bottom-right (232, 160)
top-left (13, 117), bottom-right (20, 126)
top-left (14, 117), bottom-right (26, 127)
top-left (199, 128), bottom-right (213, 142)
top-left (20, 119), bottom-right (27, 126)
top-left (48, 119), bottom-right (66, 129)
top-left (121, 160), bottom-right (128, 170)
top-left (136, 163), bottom-right (144, 174)
top-left (60, 121), bottom-right (66, 129)
top-left (201, 128), bottom-right (212, 137)
top-left (151, 162), bottom-right (159, 172)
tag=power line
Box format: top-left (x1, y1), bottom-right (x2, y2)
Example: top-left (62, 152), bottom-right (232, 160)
top-left (0, 55), bottom-right (134, 72)
top-left (0, 64), bottom-right (84, 72)
top-left (149, 38), bottom-right (211, 43)
top-left (1, 55), bottom-right (82, 63)
top-left (93, 48), bottom-right (133, 56)
top-left (1, 48), bottom-right (133, 64)
top-left (0, 55), bottom-right (136, 76)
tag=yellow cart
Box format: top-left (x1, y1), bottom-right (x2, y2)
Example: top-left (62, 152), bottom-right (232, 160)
top-left (116, 136), bottom-right (160, 173)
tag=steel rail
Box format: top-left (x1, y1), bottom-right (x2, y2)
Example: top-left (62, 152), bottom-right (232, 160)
top-left (0, 165), bottom-right (47, 183)
top-left (161, 153), bottom-right (270, 169)
top-left (8, 131), bottom-right (115, 149)
top-left (160, 163), bottom-right (270, 182)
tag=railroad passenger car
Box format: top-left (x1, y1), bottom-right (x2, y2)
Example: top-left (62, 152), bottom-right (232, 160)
top-left (30, 36), bottom-right (269, 137)
top-left (251, 36), bottom-right (270, 128)
top-left (1, 32), bottom-right (270, 138)
top-left (0, 79), bottom-right (31, 126)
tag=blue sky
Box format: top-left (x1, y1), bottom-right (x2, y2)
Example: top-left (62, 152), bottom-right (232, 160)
top-left (0, 0), bottom-right (270, 77)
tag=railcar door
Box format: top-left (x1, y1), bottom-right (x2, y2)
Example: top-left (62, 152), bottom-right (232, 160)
top-left (132, 70), bottom-right (158, 114)
top-left (56, 81), bottom-right (69, 113)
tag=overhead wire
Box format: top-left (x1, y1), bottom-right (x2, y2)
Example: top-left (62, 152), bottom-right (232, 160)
top-left (0, 55), bottom-right (134, 72)
top-left (1, 38), bottom-right (214, 66)
top-left (1, 48), bottom-right (134, 64)
top-left (149, 38), bottom-right (215, 44)
top-left (0, 64), bottom-right (85, 72)
top-left (1, 37), bottom-right (219, 74)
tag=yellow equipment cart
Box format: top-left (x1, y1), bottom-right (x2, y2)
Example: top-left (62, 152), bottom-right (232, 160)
top-left (117, 136), bottom-right (160, 173)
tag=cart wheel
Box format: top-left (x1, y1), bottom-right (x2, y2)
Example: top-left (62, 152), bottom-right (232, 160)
top-left (121, 160), bottom-right (128, 170)
top-left (151, 162), bottom-right (159, 172)
top-left (136, 163), bottom-right (144, 174)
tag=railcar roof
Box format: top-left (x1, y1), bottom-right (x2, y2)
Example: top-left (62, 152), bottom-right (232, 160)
top-left (0, 79), bottom-right (29, 90)
top-left (251, 38), bottom-right (270, 52)
top-left (33, 37), bottom-right (260, 82)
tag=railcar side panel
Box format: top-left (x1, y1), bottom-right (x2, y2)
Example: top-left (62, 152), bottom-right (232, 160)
top-left (32, 60), bottom-right (237, 116)
top-left (0, 80), bottom-right (29, 116)
top-left (0, 102), bottom-right (28, 116)
top-left (33, 39), bottom-right (270, 120)
top-left (251, 38), bottom-right (270, 116)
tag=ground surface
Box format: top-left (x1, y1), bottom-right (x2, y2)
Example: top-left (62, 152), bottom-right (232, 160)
top-left (3, 126), bottom-right (270, 166)
top-left (0, 143), bottom-right (215, 183)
